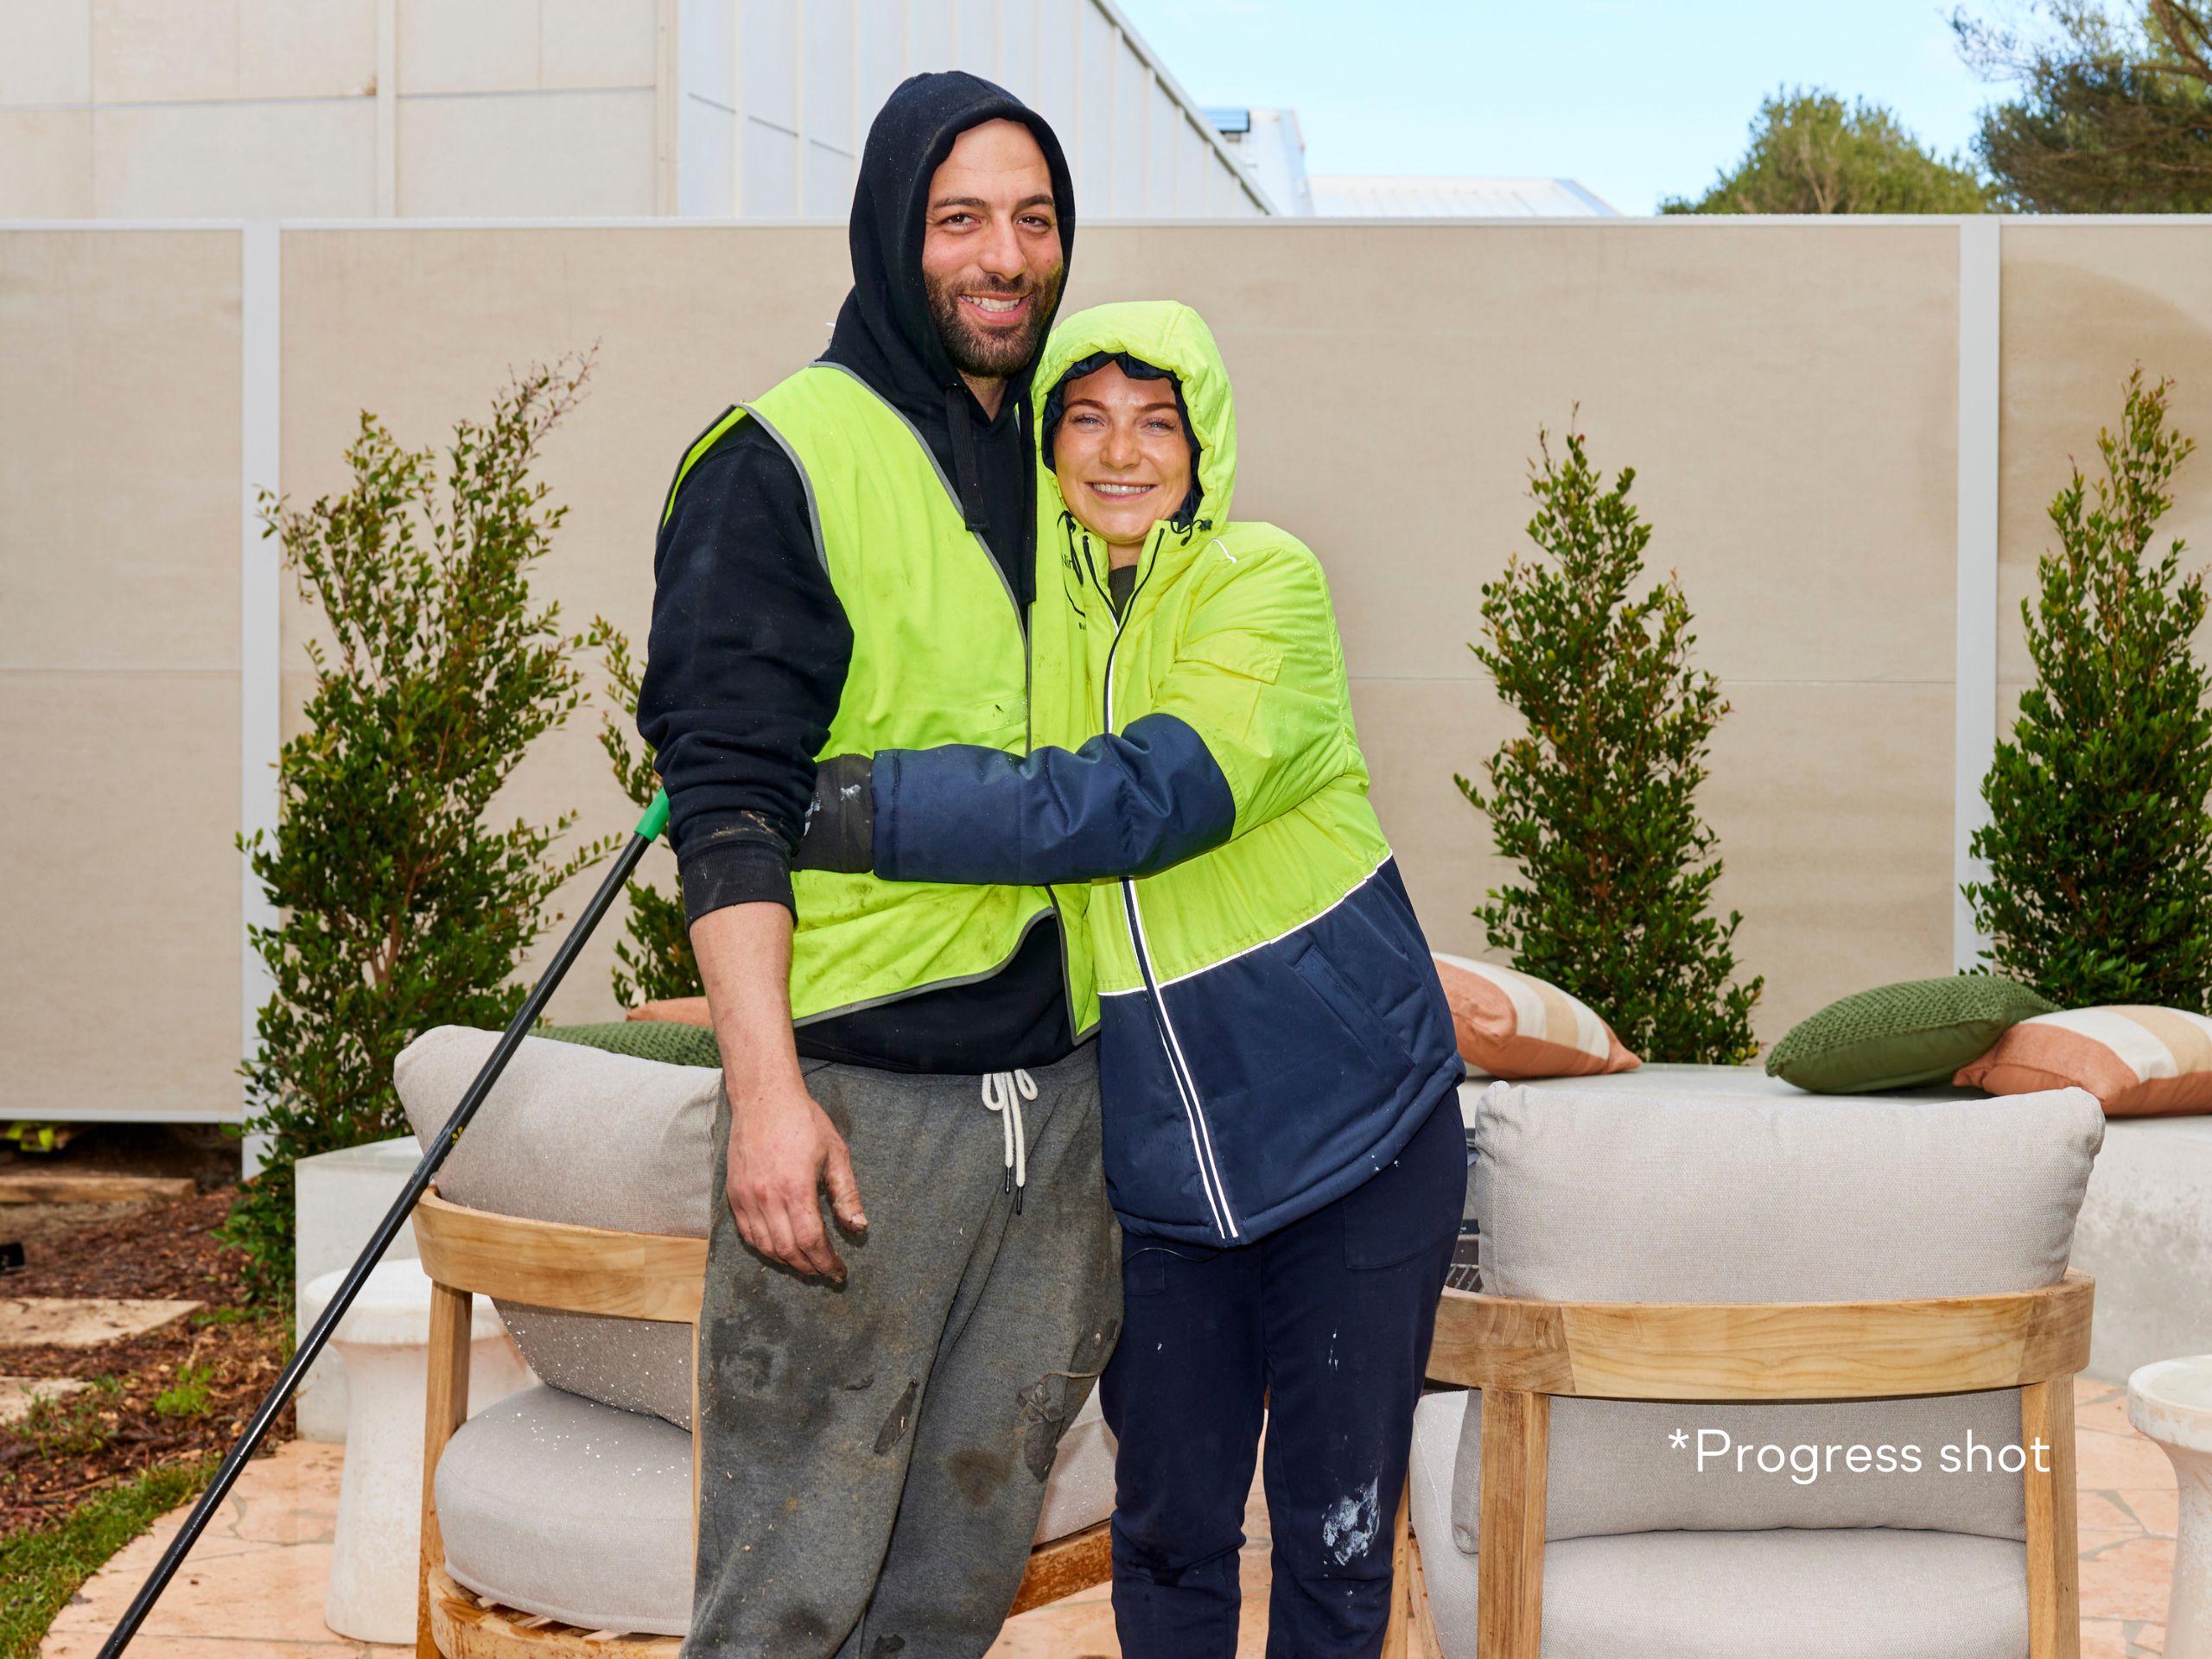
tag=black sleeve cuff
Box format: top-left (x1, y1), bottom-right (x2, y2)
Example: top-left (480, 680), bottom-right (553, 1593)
top-left (680, 822), bottom-right (795, 923)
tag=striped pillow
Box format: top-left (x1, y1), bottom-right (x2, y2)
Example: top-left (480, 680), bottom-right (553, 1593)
top-left (1431, 954), bottom-right (1640, 1081)
top-left (1955, 1006), bottom-right (2212, 1117)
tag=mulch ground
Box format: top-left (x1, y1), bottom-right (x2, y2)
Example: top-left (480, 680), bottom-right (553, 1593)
top-left (0, 1186), bottom-right (292, 1536)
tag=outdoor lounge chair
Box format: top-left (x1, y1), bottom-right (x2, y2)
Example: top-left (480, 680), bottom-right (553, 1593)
top-left (1398, 1073), bottom-right (2106, 1659)
top-left (393, 1028), bottom-right (1116, 1656)
top-left (408, 1189), bottom-right (1113, 1656)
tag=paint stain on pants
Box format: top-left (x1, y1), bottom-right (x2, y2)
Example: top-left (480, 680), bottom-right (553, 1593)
top-left (1321, 1476), bottom-right (1381, 1565)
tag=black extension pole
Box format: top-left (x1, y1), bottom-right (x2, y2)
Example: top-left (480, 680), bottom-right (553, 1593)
top-left (98, 791), bottom-right (671, 1657)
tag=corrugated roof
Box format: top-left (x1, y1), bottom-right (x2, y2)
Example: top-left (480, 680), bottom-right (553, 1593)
top-left (1305, 175), bottom-right (1617, 217)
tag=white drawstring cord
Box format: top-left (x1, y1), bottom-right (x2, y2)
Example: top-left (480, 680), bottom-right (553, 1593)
top-left (981, 1070), bottom-right (1037, 1213)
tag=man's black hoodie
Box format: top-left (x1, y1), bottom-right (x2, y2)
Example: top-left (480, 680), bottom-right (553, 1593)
top-left (638, 73), bottom-right (1079, 1074)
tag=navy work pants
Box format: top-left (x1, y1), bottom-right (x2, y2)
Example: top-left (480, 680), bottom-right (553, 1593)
top-left (1099, 1094), bottom-right (1466, 1658)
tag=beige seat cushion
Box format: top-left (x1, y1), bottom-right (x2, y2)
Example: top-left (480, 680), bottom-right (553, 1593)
top-left (439, 1385), bottom-right (695, 1635)
top-left (1455, 1077), bottom-right (2102, 1549)
top-left (437, 1382), bottom-right (1117, 1637)
top-left (1411, 1393), bottom-right (2027, 1659)
top-left (397, 1027), bottom-right (719, 1427)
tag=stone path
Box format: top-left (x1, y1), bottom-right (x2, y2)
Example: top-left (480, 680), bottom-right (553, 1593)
top-left (0, 1297), bottom-right (200, 1348)
top-left (44, 1378), bottom-right (2179, 1658)
top-left (2075, 1378), bottom-right (2177, 1659)
top-left (42, 1442), bottom-right (407, 1659)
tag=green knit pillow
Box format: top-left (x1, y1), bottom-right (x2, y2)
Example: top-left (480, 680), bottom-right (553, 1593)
top-left (537, 1020), bottom-right (720, 1070)
top-left (1765, 976), bottom-right (2057, 1094)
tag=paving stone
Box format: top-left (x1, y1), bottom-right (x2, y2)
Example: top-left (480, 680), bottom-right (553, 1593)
top-left (2078, 1422), bottom-right (2186, 1491)
top-left (2114, 1484), bottom-right (2183, 1538)
top-left (2080, 1535), bottom-right (2178, 1624)
top-left (0, 1375), bottom-right (87, 1425)
top-left (0, 1297), bottom-right (200, 1348)
top-left (0, 1173), bottom-right (195, 1205)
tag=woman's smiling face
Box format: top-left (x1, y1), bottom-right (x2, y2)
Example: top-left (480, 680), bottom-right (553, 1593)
top-left (1052, 360), bottom-right (1192, 552)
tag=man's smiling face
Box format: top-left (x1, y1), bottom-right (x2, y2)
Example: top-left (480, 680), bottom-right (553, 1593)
top-left (921, 118), bottom-right (1064, 385)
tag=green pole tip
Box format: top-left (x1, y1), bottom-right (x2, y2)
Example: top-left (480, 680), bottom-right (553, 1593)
top-left (637, 788), bottom-right (671, 844)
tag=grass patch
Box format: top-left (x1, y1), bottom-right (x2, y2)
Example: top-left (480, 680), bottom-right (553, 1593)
top-left (0, 1453), bottom-right (217, 1659)
top-left (150, 1367), bottom-right (213, 1421)
top-left (16, 1379), bottom-right (122, 1461)
top-left (188, 1306), bottom-right (258, 1329)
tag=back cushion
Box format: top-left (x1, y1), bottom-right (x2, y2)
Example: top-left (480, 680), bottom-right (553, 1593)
top-left (397, 1027), bottom-right (718, 1428)
top-left (1451, 1076), bottom-right (2103, 1550)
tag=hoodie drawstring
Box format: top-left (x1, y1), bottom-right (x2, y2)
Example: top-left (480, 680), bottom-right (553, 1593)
top-left (981, 1069), bottom-right (1036, 1213)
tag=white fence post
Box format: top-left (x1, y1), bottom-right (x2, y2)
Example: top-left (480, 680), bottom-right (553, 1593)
top-left (1954, 217), bottom-right (2002, 974)
top-left (240, 221), bottom-right (282, 1175)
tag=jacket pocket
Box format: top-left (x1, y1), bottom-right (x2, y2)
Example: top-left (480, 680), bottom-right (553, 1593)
top-left (1291, 935), bottom-right (1415, 1074)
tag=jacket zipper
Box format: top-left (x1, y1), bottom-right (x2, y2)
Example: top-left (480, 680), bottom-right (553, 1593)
top-left (1090, 530), bottom-right (1239, 1241)
top-left (950, 404), bottom-right (1084, 1047)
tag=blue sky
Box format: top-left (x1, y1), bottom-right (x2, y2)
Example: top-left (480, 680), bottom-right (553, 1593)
top-left (1113, 0), bottom-right (2023, 213)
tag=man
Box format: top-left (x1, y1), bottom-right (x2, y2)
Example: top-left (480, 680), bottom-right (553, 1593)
top-left (638, 73), bottom-right (1119, 1659)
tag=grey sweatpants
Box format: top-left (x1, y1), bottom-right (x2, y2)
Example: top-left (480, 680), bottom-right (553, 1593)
top-left (684, 1044), bottom-right (1122, 1659)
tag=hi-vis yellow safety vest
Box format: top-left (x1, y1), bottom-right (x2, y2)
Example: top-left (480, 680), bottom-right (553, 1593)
top-left (664, 363), bottom-right (1097, 1035)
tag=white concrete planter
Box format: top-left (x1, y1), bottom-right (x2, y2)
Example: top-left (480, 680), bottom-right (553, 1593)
top-left (294, 1135), bottom-right (425, 1442)
top-left (306, 1258), bottom-right (531, 1645)
top-left (2130, 1356), bottom-right (2212, 1659)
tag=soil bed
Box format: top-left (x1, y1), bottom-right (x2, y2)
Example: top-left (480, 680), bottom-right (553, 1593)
top-left (0, 1185), bottom-right (291, 1537)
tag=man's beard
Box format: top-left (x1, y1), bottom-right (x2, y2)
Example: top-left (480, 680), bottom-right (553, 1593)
top-left (926, 264), bottom-right (1064, 381)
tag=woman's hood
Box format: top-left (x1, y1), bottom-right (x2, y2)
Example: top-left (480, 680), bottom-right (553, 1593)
top-left (1036, 301), bottom-right (1237, 531)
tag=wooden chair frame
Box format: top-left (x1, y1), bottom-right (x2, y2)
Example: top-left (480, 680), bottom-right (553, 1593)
top-left (409, 1188), bottom-right (1112, 1658)
top-left (1403, 1270), bottom-right (2095, 1659)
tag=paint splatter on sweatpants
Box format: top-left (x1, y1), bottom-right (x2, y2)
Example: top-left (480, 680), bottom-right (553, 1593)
top-left (683, 1045), bottom-right (1122, 1659)
top-left (1101, 1092), bottom-right (1465, 1658)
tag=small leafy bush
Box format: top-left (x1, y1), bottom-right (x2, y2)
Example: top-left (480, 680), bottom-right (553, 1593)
top-left (1459, 422), bottom-right (1764, 1064)
top-left (221, 357), bottom-right (614, 1306)
top-left (1967, 370), bottom-right (2212, 1007)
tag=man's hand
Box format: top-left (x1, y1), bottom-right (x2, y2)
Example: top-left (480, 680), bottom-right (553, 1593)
top-left (723, 1076), bottom-right (868, 1281)
top-left (690, 899), bottom-right (870, 1282)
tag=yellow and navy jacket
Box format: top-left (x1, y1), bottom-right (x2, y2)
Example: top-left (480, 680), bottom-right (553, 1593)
top-left (869, 302), bottom-right (1465, 1243)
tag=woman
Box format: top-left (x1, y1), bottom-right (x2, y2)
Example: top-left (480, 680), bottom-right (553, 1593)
top-left (803, 301), bottom-right (1465, 1657)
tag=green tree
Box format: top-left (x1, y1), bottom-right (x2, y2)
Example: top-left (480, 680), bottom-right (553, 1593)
top-left (1459, 423), bottom-right (1764, 1064)
top-left (1965, 372), bottom-right (2212, 1007)
top-left (1662, 87), bottom-right (1993, 213)
top-left (1954, 2), bottom-right (2212, 211)
top-left (584, 617), bottom-right (702, 1007)
top-left (221, 358), bottom-right (614, 1306)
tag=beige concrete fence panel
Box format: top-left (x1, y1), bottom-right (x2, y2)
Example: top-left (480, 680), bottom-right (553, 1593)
top-left (1999, 224), bottom-right (2212, 705)
top-left (0, 228), bottom-right (244, 1120)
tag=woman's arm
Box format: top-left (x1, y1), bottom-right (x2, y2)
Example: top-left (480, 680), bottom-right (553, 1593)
top-left (836, 542), bottom-right (1355, 887)
top-left (869, 712), bottom-right (1238, 885)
